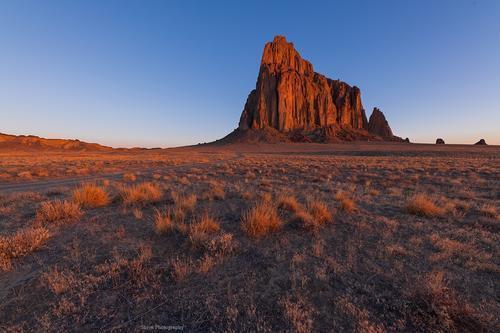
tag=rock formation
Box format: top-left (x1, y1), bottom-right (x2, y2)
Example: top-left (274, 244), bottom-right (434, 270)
top-left (0, 132), bottom-right (113, 151)
top-left (474, 139), bottom-right (487, 145)
top-left (221, 36), bottom-right (401, 143)
top-left (367, 107), bottom-right (394, 140)
top-left (436, 138), bottom-right (445, 144)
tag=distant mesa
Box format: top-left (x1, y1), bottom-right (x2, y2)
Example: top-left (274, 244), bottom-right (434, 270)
top-left (436, 138), bottom-right (445, 144)
top-left (0, 132), bottom-right (113, 151)
top-left (474, 139), bottom-right (487, 145)
top-left (219, 35), bottom-right (403, 143)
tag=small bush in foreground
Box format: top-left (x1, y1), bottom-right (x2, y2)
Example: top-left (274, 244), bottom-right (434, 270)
top-left (241, 200), bottom-right (282, 237)
top-left (72, 184), bottom-right (109, 208)
top-left (407, 194), bottom-right (444, 217)
top-left (120, 182), bottom-right (162, 205)
top-left (189, 213), bottom-right (220, 244)
top-left (334, 191), bottom-right (356, 212)
top-left (172, 192), bottom-right (197, 211)
top-left (154, 208), bottom-right (174, 234)
top-left (278, 194), bottom-right (300, 212)
top-left (0, 227), bottom-right (50, 270)
top-left (36, 200), bottom-right (82, 223)
top-left (307, 200), bottom-right (332, 225)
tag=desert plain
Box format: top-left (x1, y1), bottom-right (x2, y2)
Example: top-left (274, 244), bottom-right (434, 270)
top-left (0, 142), bottom-right (498, 332)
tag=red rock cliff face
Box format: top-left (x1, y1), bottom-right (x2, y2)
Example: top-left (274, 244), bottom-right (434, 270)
top-left (238, 36), bottom-right (368, 132)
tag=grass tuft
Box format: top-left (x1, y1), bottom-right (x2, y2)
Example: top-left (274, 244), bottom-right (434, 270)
top-left (241, 200), bottom-right (282, 237)
top-left (72, 184), bottom-right (109, 208)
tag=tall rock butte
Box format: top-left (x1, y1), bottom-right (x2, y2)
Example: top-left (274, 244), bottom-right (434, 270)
top-left (222, 35), bottom-right (402, 143)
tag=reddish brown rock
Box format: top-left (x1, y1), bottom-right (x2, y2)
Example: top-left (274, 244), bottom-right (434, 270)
top-left (220, 36), bottom-right (403, 143)
top-left (238, 36), bottom-right (368, 135)
top-left (367, 107), bottom-right (394, 139)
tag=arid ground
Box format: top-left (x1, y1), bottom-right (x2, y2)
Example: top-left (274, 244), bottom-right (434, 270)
top-left (0, 143), bottom-right (498, 332)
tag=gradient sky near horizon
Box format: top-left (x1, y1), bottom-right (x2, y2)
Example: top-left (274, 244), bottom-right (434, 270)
top-left (1, 0), bottom-right (499, 147)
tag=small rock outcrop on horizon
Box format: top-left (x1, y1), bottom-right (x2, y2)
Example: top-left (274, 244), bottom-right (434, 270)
top-left (436, 138), bottom-right (445, 144)
top-left (474, 139), bottom-right (487, 145)
top-left (221, 35), bottom-right (402, 143)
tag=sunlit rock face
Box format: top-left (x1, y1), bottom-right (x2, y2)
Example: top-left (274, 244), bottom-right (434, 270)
top-left (238, 36), bottom-right (367, 132)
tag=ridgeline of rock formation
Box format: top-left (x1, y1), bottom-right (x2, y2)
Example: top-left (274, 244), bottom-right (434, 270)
top-left (0, 133), bottom-right (113, 151)
top-left (221, 35), bottom-right (402, 143)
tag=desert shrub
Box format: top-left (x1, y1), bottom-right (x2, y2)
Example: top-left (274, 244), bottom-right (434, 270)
top-left (0, 226), bottom-right (51, 270)
top-left (241, 200), bottom-right (282, 237)
top-left (153, 208), bottom-right (174, 234)
top-left (410, 271), bottom-right (487, 332)
top-left (171, 257), bottom-right (192, 281)
top-left (281, 296), bottom-right (315, 333)
top-left (36, 200), bottom-right (82, 223)
top-left (307, 199), bottom-right (332, 225)
top-left (294, 209), bottom-right (316, 228)
top-left (202, 183), bottom-right (225, 200)
top-left (72, 184), bottom-right (109, 208)
top-left (120, 182), bottom-right (162, 205)
top-left (206, 232), bottom-right (237, 257)
top-left (407, 194), bottom-right (444, 217)
top-left (278, 194), bottom-right (300, 212)
top-left (172, 192), bottom-right (197, 211)
top-left (334, 191), bottom-right (356, 212)
top-left (189, 213), bottom-right (220, 245)
top-left (478, 203), bottom-right (497, 218)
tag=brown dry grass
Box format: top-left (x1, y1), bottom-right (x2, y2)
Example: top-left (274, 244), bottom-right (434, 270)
top-left (189, 213), bottom-right (221, 245)
top-left (120, 182), bottom-right (162, 205)
top-left (36, 200), bottom-right (82, 223)
top-left (172, 192), bottom-right (197, 211)
top-left (406, 194), bottom-right (444, 217)
top-left (153, 208), bottom-right (174, 234)
top-left (0, 144), bottom-right (498, 331)
top-left (306, 199), bottom-right (332, 225)
top-left (71, 184), bottom-right (109, 208)
top-left (478, 203), bottom-right (497, 218)
top-left (277, 194), bottom-right (300, 212)
top-left (334, 191), bottom-right (356, 212)
top-left (241, 200), bottom-right (282, 237)
top-left (0, 226), bottom-right (50, 270)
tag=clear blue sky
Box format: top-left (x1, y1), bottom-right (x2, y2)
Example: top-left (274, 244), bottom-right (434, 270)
top-left (1, 0), bottom-right (499, 147)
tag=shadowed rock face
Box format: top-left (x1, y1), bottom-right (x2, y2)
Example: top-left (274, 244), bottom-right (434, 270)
top-left (367, 108), bottom-right (394, 139)
top-left (474, 139), bottom-right (487, 145)
top-left (238, 36), bottom-right (367, 132)
top-left (436, 138), bottom-right (445, 144)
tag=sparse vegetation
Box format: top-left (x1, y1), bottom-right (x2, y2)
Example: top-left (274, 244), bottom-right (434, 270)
top-left (153, 208), bottom-right (174, 234)
top-left (36, 200), bottom-right (82, 223)
top-left (407, 193), bottom-right (444, 217)
top-left (334, 191), bottom-right (356, 212)
top-left (0, 145), bottom-right (497, 331)
top-left (241, 200), bottom-right (282, 237)
top-left (120, 182), bottom-right (162, 205)
top-left (71, 184), bottom-right (109, 208)
top-left (0, 226), bottom-right (51, 270)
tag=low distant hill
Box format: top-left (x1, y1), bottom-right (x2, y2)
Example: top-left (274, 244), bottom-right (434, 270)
top-left (0, 132), bottom-right (114, 151)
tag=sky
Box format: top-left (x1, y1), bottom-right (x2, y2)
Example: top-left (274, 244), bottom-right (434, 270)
top-left (0, 0), bottom-right (499, 147)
